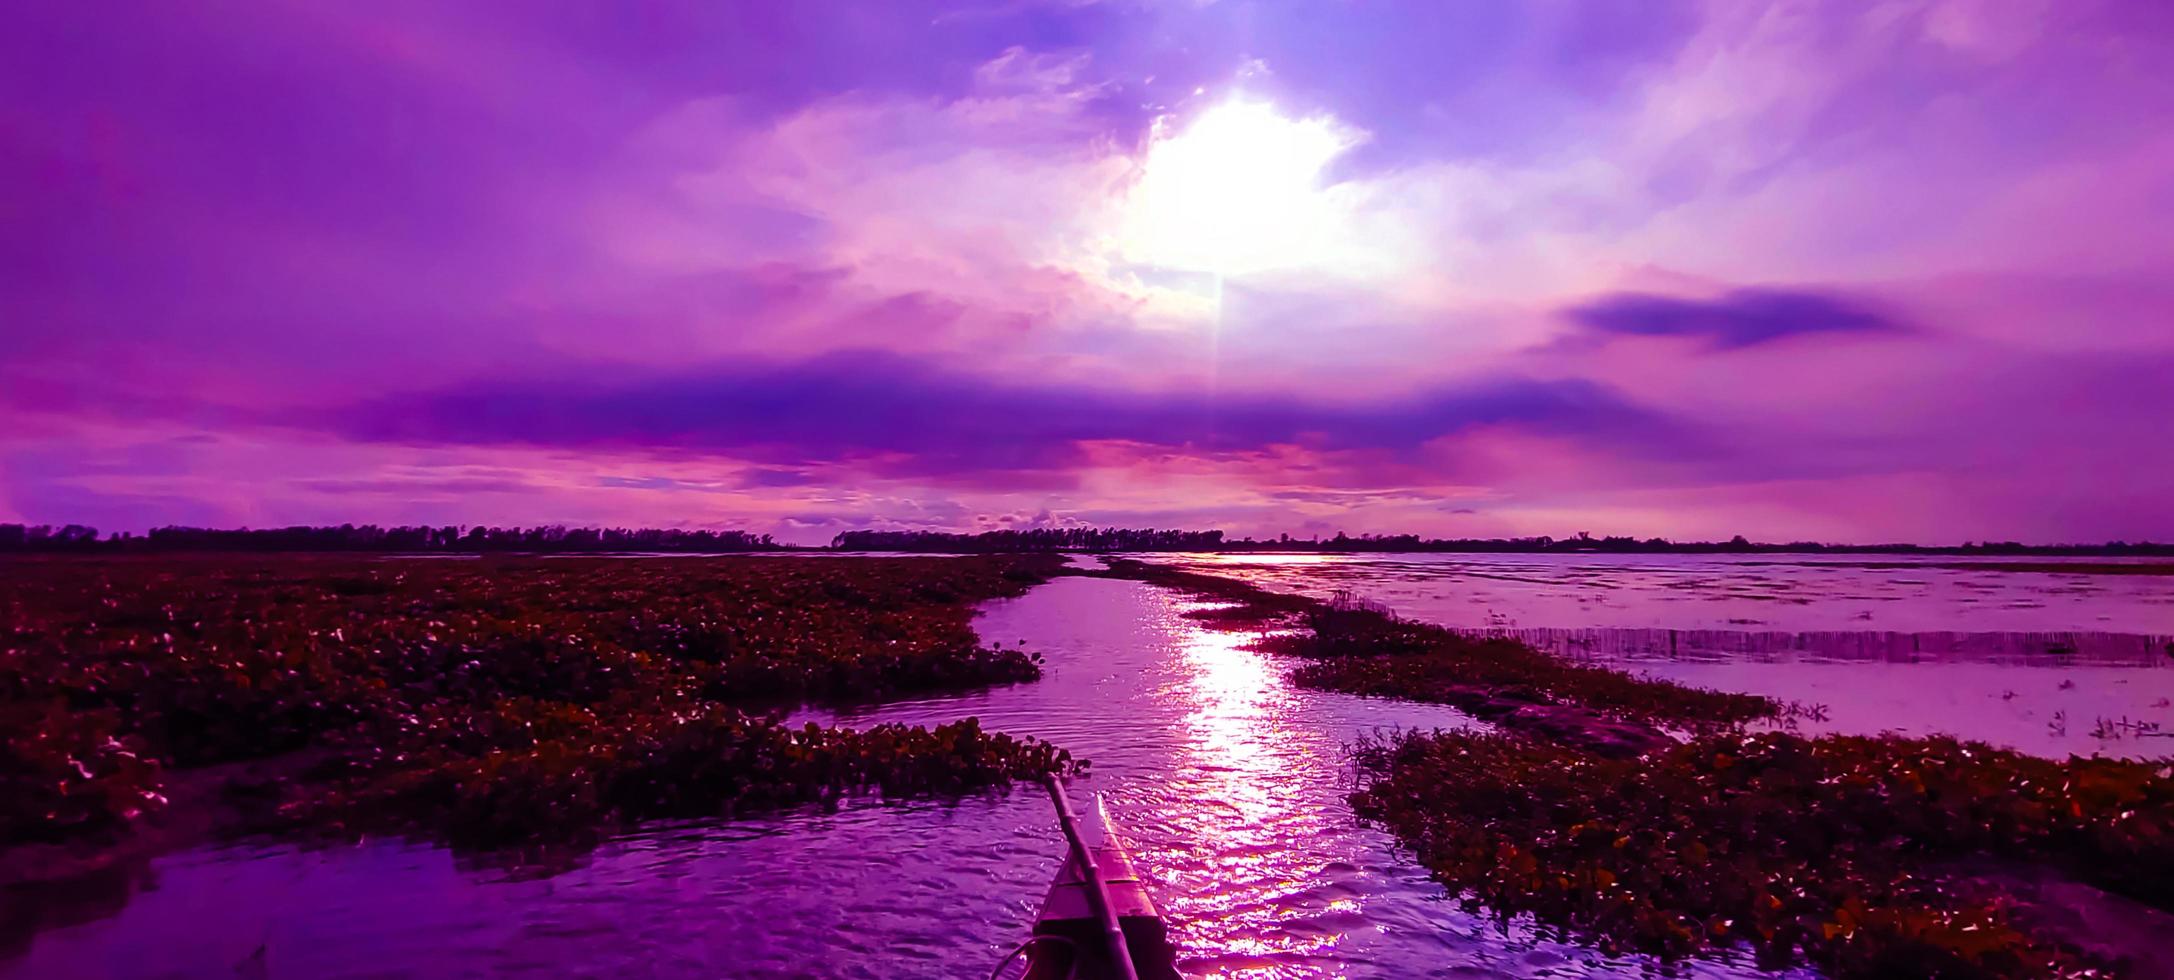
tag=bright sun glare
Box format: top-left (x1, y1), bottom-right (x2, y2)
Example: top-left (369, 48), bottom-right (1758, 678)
top-left (1121, 100), bottom-right (1363, 277)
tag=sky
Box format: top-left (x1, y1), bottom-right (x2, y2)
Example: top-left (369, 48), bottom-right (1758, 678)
top-left (4, 0), bottom-right (2172, 545)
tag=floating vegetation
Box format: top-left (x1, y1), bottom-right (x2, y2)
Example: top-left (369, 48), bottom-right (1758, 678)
top-left (1779, 700), bottom-right (1831, 723)
top-left (1350, 729), bottom-right (2174, 977)
top-left (0, 703), bottom-right (162, 844)
top-left (2087, 716), bottom-right (2165, 741)
top-left (1275, 599), bottom-right (1776, 729)
top-left (1085, 559), bottom-right (1320, 621)
top-left (305, 713), bottom-right (1074, 849)
top-left (1088, 559), bottom-right (1777, 748)
top-left (1, 555), bottom-right (1076, 863)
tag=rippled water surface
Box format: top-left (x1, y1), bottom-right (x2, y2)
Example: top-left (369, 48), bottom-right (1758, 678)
top-left (5, 575), bottom-right (1797, 979)
top-left (1141, 553), bottom-right (2174, 759)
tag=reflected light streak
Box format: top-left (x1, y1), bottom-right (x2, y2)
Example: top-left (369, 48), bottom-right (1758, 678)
top-left (1189, 554), bottom-right (1348, 567)
top-left (1154, 595), bottom-right (1351, 976)
top-left (1175, 612), bottom-right (1287, 825)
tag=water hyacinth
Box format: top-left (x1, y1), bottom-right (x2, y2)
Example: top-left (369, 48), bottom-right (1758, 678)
top-left (0, 555), bottom-right (1076, 855)
top-left (1350, 729), bottom-right (2174, 977)
top-left (0, 703), bottom-right (163, 843)
top-left (1091, 559), bottom-right (1776, 732)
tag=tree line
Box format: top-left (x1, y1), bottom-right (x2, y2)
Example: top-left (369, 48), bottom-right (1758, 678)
top-left (0, 524), bottom-right (777, 553)
top-left (2, 522), bottom-right (2166, 555)
top-left (1210, 531), bottom-right (2174, 555)
top-left (832, 528), bottom-right (1227, 552)
top-left (832, 528), bottom-right (2172, 556)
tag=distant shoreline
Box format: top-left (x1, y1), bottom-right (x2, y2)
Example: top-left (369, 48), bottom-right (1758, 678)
top-left (9, 548), bottom-right (2174, 561)
top-left (3, 522), bottom-right (2170, 557)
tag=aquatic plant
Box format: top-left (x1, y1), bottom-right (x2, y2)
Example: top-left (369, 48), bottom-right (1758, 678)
top-left (1090, 559), bottom-right (1776, 732)
top-left (1085, 560), bottom-right (1319, 619)
top-left (1278, 606), bottom-right (1776, 729)
top-left (0, 703), bottom-right (163, 843)
top-left (0, 554), bottom-right (1075, 856)
top-left (310, 712), bottom-right (1076, 848)
top-left (1350, 728), bottom-right (2174, 977)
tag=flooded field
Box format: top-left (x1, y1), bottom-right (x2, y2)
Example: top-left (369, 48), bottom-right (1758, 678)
top-left (5, 575), bottom-right (1792, 979)
top-left (11, 554), bottom-right (2171, 977)
top-left (1139, 553), bottom-right (2174, 759)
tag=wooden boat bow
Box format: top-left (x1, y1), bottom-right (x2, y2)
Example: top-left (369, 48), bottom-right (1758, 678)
top-left (1014, 778), bottom-right (1180, 980)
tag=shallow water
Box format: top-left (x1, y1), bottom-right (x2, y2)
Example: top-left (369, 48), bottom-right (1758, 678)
top-left (1141, 553), bottom-right (2174, 759)
top-left (6, 576), bottom-right (1789, 979)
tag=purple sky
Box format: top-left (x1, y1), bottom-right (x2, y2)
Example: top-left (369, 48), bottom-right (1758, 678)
top-left (5, 1), bottom-right (2172, 544)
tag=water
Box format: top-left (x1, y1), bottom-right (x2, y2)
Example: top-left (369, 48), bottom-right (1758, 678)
top-left (1138, 553), bottom-right (2174, 759)
top-left (6, 576), bottom-right (1791, 979)
top-left (30, 552), bottom-right (2150, 976)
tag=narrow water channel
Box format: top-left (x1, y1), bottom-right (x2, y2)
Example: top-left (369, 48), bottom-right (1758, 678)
top-left (6, 576), bottom-right (1789, 978)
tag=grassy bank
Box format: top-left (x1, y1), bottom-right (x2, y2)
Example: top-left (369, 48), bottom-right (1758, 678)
top-left (1, 555), bottom-right (1077, 869)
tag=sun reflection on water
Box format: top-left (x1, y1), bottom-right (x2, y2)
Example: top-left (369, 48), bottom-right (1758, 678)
top-left (1170, 619), bottom-right (1288, 822)
top-left (1148, 597), bottom-right (1356, 977)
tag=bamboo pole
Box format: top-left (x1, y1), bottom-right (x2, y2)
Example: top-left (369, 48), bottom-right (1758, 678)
top-left (1044, 775), bottom-right (1140, 980)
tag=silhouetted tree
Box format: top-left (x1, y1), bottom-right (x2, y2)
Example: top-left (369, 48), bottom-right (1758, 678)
top-left (0, 524), bottom-right (776, 554)
top-left (0, 523), bottom-right (2164, 556)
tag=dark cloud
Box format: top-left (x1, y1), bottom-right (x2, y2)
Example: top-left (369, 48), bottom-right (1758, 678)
top-left (738, 467), bottom-right (823, 488)
top-left (3, 480), bottom-right (234, 531)
top-left (598, 469), bottom-right (820, 493)
top-left (298, 477), bottom-right (535, 496)
top-left (314, 350), bottom-right (1689, 478)
top-left (1265, 489), bottom-right (1458, 507)
top-left (595, 476), bottom-right (730, 493)
top-left (1562, 288), bottom-right (1904, 349)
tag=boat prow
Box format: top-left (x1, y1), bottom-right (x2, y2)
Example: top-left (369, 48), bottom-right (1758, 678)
top-left (1020, 782), bottom-right (1180, 980)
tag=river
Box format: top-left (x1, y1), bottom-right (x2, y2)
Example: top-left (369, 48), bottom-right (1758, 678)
top-left (5, 572), bottom-right (1795, 979)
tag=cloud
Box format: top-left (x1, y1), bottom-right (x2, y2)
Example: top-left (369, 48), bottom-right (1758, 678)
top-left (297, 477), bottom-right (537, 496)
top-left (7, 1), bottom-right (2174, 543)
top-left (313, 350), bottom-right (1687, 481)
top-left (1561, 288), bottom-right (1904, 349)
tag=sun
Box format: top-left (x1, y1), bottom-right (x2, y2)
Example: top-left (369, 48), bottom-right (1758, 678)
top-left (1118, 99), bottom-right (1365, 277)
